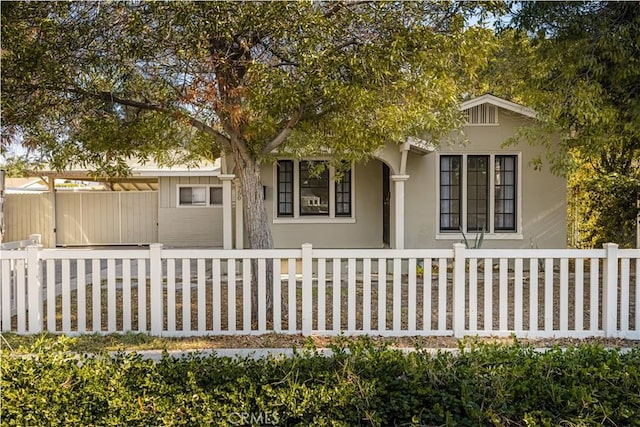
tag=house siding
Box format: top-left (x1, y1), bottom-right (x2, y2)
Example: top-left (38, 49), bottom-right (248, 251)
top-left (157, 176), bottom-right (224, 247)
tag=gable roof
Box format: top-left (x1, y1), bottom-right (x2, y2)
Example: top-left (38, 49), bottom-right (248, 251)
top-left (461, 94), bottom-right (537, 119)
top-left (407, 95), bottom-right (537, 154)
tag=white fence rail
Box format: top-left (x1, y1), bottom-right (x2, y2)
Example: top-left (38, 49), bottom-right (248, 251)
top-left (1, 243), bottom-right (638, 339)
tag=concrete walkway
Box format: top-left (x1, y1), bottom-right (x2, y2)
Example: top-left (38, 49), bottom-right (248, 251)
top-left (110, 345), bottom-right (636, 362)
top-left (114, 346), bottom-right (452, 361)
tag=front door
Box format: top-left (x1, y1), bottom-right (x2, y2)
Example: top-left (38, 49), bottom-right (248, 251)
top-left (382, 163), bottom-right (390, 247)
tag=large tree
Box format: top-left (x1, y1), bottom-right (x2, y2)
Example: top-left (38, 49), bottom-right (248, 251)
top-left (476, 1), bottom-right (639, 247)
top-left (2, 1), bottom-right (492, 251)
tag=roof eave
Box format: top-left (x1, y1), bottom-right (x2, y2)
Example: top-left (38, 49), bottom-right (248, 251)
top-left (461, 94), bottom-right (537, 119)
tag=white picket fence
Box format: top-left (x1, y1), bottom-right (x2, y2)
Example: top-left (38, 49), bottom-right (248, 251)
top-left (1, 243), bottom-right (638, 338)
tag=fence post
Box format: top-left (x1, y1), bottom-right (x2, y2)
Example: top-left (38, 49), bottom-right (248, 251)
top-left (27, 244), bottom-right (42, 333)
top-left (149, 243), bottom-right (163, 335)
top-left (453, 243), bottom-right (466, 338)
top-left (301, 243), bottom-right (313, 336)
top-left (602, 243), bottom-right (619, 337)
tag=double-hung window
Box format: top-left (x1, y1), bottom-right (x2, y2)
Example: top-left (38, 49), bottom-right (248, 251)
top-left (439, 154), bottom-right (518, 234)
top-left (177, 185), bottom-right (223, 207)
top-left (276, 160), bottom-right (353, 220)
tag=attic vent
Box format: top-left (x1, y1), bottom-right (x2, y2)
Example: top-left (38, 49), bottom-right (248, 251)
top-left (464, 104), bottom-right (498, 125)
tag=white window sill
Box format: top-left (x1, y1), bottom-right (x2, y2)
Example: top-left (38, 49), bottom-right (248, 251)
top-left (436, 233), bottom-right (523, 240)
top-left (274, 217), bottom-right (356, 224)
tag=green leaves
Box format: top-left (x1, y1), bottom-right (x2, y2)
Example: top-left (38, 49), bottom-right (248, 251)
top-left (2, 1), bottom-right (499, 250)
top-left (2, 1), bottom-right (492, 169)
top-left (3, 338), bottom-right (639, 426)
top-left (479, 2), bottom-right (640, 247)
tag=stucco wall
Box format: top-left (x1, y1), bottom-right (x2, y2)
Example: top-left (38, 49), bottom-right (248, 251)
top-left (158, 176), bottom-right (224, 247)
top-left (261, 160), bottom-right (384, 248)
top-left (403, 108), bottom-right (567, 249)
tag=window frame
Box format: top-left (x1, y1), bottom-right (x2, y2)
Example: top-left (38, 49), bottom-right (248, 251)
top-left (466, 155), bottom-right (490, 232)
top-left (176, 184), bottom-right (224, 208)
top-left (299, 160), bottom-right (330, 217)
top-left (277, 160), bottom-right (295, 217)
top-left (436, 153), bottom-right (522, 239)
top-left (494, 155), bottom-right (518, 232)
top-left (273, 159), bottom-right (356, 224)
top-left (439, 155), bottom-right (462, 231)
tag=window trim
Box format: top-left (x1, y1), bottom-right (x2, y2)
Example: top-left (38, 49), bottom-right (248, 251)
top-left (176, 184), bottom-right (223, 208)
top-left (436, 153), bottom-right (522, 240)
top-left (273, 159), bottom-right (356, 224)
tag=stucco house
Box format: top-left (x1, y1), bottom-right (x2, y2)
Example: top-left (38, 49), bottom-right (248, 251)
top-left (3, 94), bottom-right (567, 249)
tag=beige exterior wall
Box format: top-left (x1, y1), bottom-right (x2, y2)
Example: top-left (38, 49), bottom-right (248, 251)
top-left (403, 108), bottom-right (567, 249)
top-left (3, 193), bottom-right (55, 247)
top-left (258, 107), bottom-right (566, 249)
top-left (157, 176), bottom-right (224, 247)
top-left (261, 160), bottom-right (384, 248)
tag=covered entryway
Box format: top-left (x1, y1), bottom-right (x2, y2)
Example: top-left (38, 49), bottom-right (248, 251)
top-left (56, 191), bottom-right (158, 245)
top-left (374, 137), bottom-right (433, 249)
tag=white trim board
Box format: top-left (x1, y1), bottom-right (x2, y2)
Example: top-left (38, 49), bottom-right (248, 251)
top-left (461, 94), bottom-right (537, 119)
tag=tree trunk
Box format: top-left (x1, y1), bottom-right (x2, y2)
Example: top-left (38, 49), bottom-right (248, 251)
top-left (234, 153), bottom-right (274, 322)
top-left (235, 157), bottom-right (274, 251)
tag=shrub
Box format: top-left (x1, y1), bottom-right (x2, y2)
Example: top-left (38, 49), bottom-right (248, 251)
top-left (2, 337), bottom-right (639, 426)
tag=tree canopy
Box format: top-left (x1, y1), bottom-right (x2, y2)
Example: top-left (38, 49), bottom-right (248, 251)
top-left (1, 1), bottom-right (493, 249)
top-left (474, 1), bottom-right (639, 247)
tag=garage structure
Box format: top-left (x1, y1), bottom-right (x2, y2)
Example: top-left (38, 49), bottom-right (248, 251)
top-left (2, 159), bottom-right (238, 248)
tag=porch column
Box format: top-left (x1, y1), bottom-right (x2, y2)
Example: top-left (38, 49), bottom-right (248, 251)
top-left (219, 174), bottom-right (235, 249)
top-left (234, 180), bottom-right (244, 249)
top-left (48, 177), bottom-right (57, 248)
top-left (390, 174), bottom-right (409, 249)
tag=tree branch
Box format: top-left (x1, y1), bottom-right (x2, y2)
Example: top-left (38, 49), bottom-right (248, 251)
top-left (73, 88), bottom-right (232, 150)
top-left (324, 1), bottom-right (371, 18)
top-left (261, 106), bottom-right (304, 155)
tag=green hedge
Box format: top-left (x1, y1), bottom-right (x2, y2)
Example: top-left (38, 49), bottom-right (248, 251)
top-left (2, 337), bottom-right (639, 426)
